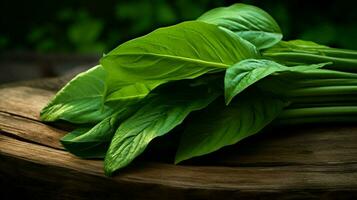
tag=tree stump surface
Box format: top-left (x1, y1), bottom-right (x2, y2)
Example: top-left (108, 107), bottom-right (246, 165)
top-left (1, 77), bottom-right (357, 200)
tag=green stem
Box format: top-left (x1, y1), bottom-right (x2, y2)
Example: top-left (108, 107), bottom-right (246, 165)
top-left (287, 85), bottom-right (357, 97)
top-left (290, 95), bottom-right (357, 105)
top-left (278, 106), bottom-right (357, 119)
top-left (263, 52), bottom-right (357, 72)
top-left (294, 78), bottom-right (357, 87)
top-left (275, 115), bottom-right (357, 125)
top-left (278, 69), bottom-right (357, 80)
top-left (317, 48), bottom-right (357, 59)
top-left (288, 101), bottom-right (357, 109)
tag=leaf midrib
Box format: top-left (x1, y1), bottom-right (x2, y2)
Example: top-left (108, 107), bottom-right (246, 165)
top-left (105, 52), bottom-right (230, 69)
top-left (51, 95), bottom-right (103, 105)
top-left (238, 30), bottom-right (282, 35)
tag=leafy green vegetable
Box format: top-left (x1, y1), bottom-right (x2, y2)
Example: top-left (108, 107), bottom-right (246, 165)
top-left (175, 88), bottom-right (286, 163)
top-left (40, 65), bottom-right (114, 124)
top-left (60, 106), bottom-right (138, 158)
top-left (198, 3), bottom-right (282, 50)
top-left (224, 59), bottom-right (329, 104)
top-left (101, 21), bottom-right (258, 86)
top-left (104, 83), bottom-right (220, 175)
top-left (41, 65), bottom-right (161, 123)
top-left (61, 126), bottom-right (110, 159)
top-left (39, 3), bottom-right (357, 176)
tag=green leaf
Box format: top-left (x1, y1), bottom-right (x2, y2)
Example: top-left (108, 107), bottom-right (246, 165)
top-left (101, 21), bottom-right (258, 87)
top-left (105, 81), bottom-right (164, 102)
top-left (40, 65), bottom-right (114, 124)
top-left (61, 126), bottom-right (109, 159)
top-left (60, 106), bottom-right (138, 158)
top-left (224, 59), bottom-right (329, 104)
top-left (175, 88), bottom-right (286, 164)
top-left (40, 65), bottom-right (159, 123)
top-left (104, 83), bottom-right (220, 175)
top-left (198, 3), bottom-right (282, 49)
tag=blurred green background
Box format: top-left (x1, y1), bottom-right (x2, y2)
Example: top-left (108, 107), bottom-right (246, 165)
top-left (0, 0), bottom-right (356, 83)
top-left (1, 0), bottom-right (356, 54)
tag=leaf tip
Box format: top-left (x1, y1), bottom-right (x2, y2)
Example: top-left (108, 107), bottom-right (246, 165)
top-left (39, 111), bottom-right (51, 122)
top-left (174, 150), bottom-right (189, 165)
top-left (224, 96), bottom-right (232, 106)
top-left (104, 164), bottom-right (114, 177)
top-left (325, 61), bottom-right (333, 66)
top-left (104, 171), bottom-right (113, 177)
top-left (174, 157), bottom-right (183, 165)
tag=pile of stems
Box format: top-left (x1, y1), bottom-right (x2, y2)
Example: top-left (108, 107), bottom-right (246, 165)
top-left (266, 63), bottom-right (357, 125)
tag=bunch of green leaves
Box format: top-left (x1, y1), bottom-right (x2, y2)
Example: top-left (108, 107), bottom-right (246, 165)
top-left (40, 3), bottom-right (357, 176)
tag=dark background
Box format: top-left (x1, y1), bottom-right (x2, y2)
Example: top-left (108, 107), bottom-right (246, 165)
top-left (0, 0), bottom-right (356, 83)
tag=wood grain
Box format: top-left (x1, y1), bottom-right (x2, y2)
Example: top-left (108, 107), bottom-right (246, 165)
top-left (1, 83), bottom-right (357, 199)
top-left (0, 112), bottom-right (65, 149)
top-left (0, 86), bottom-right (53, 120)
top-left (0, 86), bottom-right (65, 149)
top-left (190, 125), bottom-right (357, 167)
top-left (2, 134), bottom-right (357, 199)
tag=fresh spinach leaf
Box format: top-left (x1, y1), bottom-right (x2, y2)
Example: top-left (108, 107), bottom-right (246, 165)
top-left (104, 83), bottom-right (220, 175)
top-left (175, 88), bottom-right (286, 163)
top-left (198, 3), bottom-right (282, 50)
top-left (40, 65), bottom-right (160, 123)
top-left (101, 21), bottom-right (258, 87)
top-left (224, 59), bottom-right (329, 104)
top-left (61, 127), bottom-right (109, 159)
top-left (40, 65), bottom-right (114, 124)
top-left (60, 105), bottom-right (138, 158)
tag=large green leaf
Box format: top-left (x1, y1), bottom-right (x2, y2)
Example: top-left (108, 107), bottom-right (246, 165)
top-left (101, 21), bottom-right (258, 86)
top-left (40, 65), bottom-right (115, 124)
top-left (60, 106), bottom-right (138, 158)
top-left (198, 3), bottom-right (282, 50)
top-left (175, 88), bottom-right (286, 164)
top-left (40, 65), bottom-right (159, 123)
top-left (224, 59), bottom-right (329, 104)
top-left (104, 83), bottom-right (220, 175)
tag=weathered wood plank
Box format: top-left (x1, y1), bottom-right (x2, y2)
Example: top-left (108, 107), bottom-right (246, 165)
top-left (0, 86), bottom-right (66, 149)
top-left (1, 133), bottom-right (357, 193)
top-left (0, 111), bottom-right (65, 149)
top-left (0, 86), bottom-right (53, 120)
top-left (1, 82), bottom-right (357, 199)
top-left (5, 151), bottom-right (355, 200)
top-left (192, 125), bottom-right (357, 166)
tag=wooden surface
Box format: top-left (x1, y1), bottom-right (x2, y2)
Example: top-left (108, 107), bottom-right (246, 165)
top-left (1, 79), bottom-right (357, 199)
